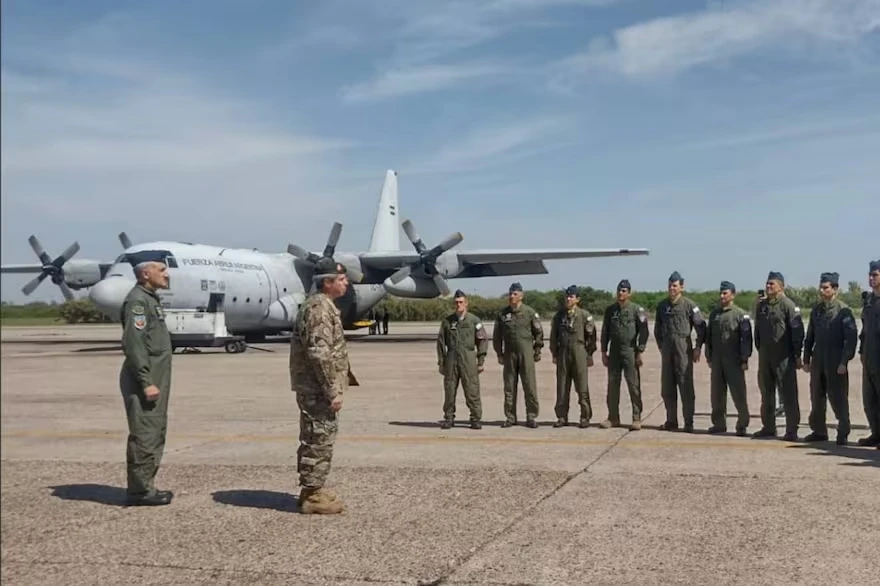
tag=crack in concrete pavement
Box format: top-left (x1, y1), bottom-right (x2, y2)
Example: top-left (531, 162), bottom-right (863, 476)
top-left (417, 399), bottom-right (668, 586)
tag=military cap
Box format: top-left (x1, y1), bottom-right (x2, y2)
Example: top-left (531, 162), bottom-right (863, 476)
top-left (617, 279), bottom-right (631, 291)
top-left (720, 280), bottom-right (736, 292)
top-left (509, 282), bottom-right (523, 292)
top-left (668, 271), bottom-right (683, 284)
top-left (870, 260), bottom-right (880, 273)
top-left (564, 285), bottom-right (578, 296)
top-left (766, 271), bottom-right (784, 283)
top-left (313, 257), bottom-right (346, 281)
top-left (820, 272), bottom-right (839, 287)
top-left (453, 289), bottom-right (467, 298)
top-left (124, 250), bottom-right (169, 267)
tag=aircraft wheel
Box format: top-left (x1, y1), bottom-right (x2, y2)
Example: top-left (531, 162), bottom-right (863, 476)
top-left (235, 340), bottom-right (248, 353)
top-left (225, 341), bottom-right (240, 353)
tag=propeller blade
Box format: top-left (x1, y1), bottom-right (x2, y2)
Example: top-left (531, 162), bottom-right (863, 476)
top-left (387, 265), bottom-right (413, 285)
top-left (287, 244), bottom-right (321, 264)
top-left (432, 273), bottom-right (451, 297)
top-left (401, 220), bottom-right (427, 253)
top-left (22, 273), bottom-right (47, 296)
top-left (119, 232), bottom-right (133, 249)
top-left (28, 235), bottom-right (52, 265)
top-left (52, 242), bottom-right (80, 268)
top-left (323, 222), bottom-right (343, 258)
top-left (428, 232), bottom-right (463, 258)
top-left (58, 282), bottom-right (75, 301)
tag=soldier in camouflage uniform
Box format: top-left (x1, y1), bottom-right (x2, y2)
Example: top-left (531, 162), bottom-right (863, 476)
top-left (600, 279), bottom-right (649, 430)
top-left (118, 250), bottom-right (174, 506)
top-left (436, 290), bottom-right (488, 429)
top-left (289, 258), bottom-right (354, 514)
top-left (493, 282), bottom-right (544, 428)
top-left (704, 281), bottom-right (753, 436)
top-left (653, 271), bottom-right (707, 433)
top-left (549, 285), bottom-right (597, 428)
top-left (802, 272), bottom-right (859, 445)
top-left (858, 260), bottom-right (880, 448)
top-left (753, 271), bottom-right (804, 441)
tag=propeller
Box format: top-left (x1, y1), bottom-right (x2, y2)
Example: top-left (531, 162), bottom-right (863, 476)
top-left (385, 219), bottom-right (463, 297)
top-left (118, 232), bottom-right (133, 249)
top-left (20, 235), bottom-right (81, 301)
top-left (287, 222), bottom-right (364, 283)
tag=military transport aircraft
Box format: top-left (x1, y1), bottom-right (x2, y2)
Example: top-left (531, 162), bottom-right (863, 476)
top-left (1, 170), bottom-right (648, 342)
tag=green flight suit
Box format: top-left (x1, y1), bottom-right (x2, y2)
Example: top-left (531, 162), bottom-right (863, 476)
top-left (860, 292), bottom-right (880, 441)
top-left (705, 304), bottom-right (753, 432)
top-left (549, 306), bottom-right (597, 424)
top-left (437, 312), bottom-right (488, 422)
top-left (654, 296), bottom-right (707, 429)
top-left (601, 301), bottom-right (649, 422)
top-left (119, 284), bottom-right (172, 497)
top-left (804, 298), bottom-right (858, 439)
top-left (493, 303), bottom-right (544, 425)
top-left (754, 294), bottom-right (805, 436)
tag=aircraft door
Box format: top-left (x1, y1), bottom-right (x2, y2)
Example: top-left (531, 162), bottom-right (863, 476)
top-left (255, 267), bottom-right (272, 319)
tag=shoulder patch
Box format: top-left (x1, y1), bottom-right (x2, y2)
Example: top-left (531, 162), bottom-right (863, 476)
top-left (587, 315), bottom-right (593, 321)
top-left (131, 302), bottom-right (145, 315)
top-left (475, 322), bottom-right (482, 330)
top-left (692, 306), bottom-right (700, 313)
top-left (794, 306), bottom-right (800, 313)
top-left (133, 314), bottom-right (146, 330)
top-left (743, 314), bottom-right (750, 320)
top-left (535, 312), bottom-right (540, 319)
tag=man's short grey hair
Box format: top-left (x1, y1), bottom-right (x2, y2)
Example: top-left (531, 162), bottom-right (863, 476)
top-left (133, 261), bottom-right (157, 280)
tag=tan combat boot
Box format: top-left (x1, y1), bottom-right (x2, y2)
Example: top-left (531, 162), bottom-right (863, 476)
top-left (629, 419), bottom-right (641, 431)
top-left (298, 487), bottom-right (345, 514)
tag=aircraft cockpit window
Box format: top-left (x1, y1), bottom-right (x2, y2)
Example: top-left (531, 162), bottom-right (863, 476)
top-left (114, 254), bottom-right (126, 264)
top-left (165, 256), bottom-right (178, 269)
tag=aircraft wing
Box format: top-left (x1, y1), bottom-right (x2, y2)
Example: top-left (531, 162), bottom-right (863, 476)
top-left (0, 264), bottom-right (44, 274)
top-left (359, 248), bottom-right (649, 271)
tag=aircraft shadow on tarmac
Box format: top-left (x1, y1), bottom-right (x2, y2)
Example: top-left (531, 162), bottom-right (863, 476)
top-left (789, 443), bottom-right (880, 468)
top-left (212, 489), bottom-right (298, 512)
top-left (48, 484), bottom-right (129, 506)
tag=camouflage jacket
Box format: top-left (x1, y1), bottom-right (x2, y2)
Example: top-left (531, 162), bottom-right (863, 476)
top-left (289, 292), bottom-right (350, 399)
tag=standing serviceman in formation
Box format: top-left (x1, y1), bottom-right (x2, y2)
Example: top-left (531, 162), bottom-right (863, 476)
top-left (753, 271), bottom-right (804, 441)
top-left (599, 279), bottom-right (649, 430)
top-left (493, 282), bottom-right (544, 428)
top-left (704, 281), bottom-right (753, 436)
top-left (858, 260), bottom-right (880, 448)
top-left (436, 290), bottom-right (488, 429)
top-left (118, 250), bottom-right (174, 507)
top-left (802, 272), bottom-right (858, 445)
top-left (549, 285), bottom-right (597, 428)
top-left (654, 271), bottom-right (706, 433)
top-left (289, 258), bottom-right (354, 515)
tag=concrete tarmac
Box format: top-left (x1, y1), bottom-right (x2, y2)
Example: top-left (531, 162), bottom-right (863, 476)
top-left (2, 322), bottom-right (878, 585)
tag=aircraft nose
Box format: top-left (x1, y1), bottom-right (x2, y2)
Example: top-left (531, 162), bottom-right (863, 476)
top-left (89, 277), bottom-right (133, 318)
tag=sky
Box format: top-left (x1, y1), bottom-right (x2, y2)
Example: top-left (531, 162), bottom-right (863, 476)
top-left (2, 0), bottom-right (879, 304)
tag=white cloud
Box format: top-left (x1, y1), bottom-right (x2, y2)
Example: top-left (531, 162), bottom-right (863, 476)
top-left (409, 116), bottom-right (573, 173)
top-left (560, 0), bottom-right (880, 79)
top-left (340, 62), bottom-right (511, 102)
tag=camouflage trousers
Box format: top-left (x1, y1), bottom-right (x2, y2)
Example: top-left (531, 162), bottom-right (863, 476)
top-left (296, 392), bottom-right (339, 489)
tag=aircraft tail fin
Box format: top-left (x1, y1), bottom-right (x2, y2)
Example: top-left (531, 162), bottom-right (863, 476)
top-left (368, 169), bottom-right (400, 252)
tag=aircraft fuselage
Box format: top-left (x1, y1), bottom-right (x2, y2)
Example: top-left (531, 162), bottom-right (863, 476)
top-left (89, 242), bottom-right (386, 334)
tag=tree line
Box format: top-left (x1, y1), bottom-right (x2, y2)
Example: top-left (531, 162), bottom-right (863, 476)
top-left (1, 280), bottom-right (868, 325)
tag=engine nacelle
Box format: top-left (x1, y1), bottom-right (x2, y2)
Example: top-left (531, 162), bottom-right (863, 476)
top-left (63, 260), bottom-right (104, 289)
top-left (382, 276), bottom-right (442, 298)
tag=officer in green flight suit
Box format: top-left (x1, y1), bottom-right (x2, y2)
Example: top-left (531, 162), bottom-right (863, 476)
top-left (803, 272), bottom-right (859, 445)
top-left (653, 271), bottom-right (707, 433)
top-left (436, 289), bottom-right (488, 429)
top-left (118, 250), bottom-right (174, 506)
top-left (599, 279), bottom-right (649, 431)
top-left (704, 281), bottom-right (753, 436)
top-left (549, 285), bottom-right (597, 428)
top-left (858, 260), bottom-right (880, 448)
top-left (753, 271), bottom-right (805, 441)
top-left (493, 282), bottom-right (544, 428)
